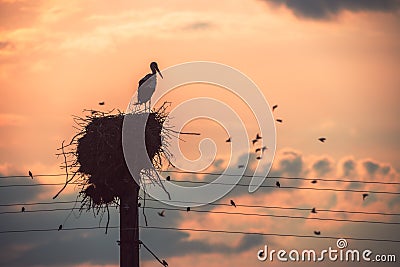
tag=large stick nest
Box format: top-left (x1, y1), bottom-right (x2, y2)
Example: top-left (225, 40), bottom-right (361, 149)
top-left (55, 105), bottom-right (172, 211)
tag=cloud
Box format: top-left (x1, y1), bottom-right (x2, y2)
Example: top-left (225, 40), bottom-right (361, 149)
top-left (312, 157), bottom-right (333, 177)
top-left (1, 150), bottom-right (399, 267)
top-left (272, 150), bottom-right (304, 176)
top-left (264, 0), bottom-right (400, 19)
top-left (341, 158), bottom-right (356, 177)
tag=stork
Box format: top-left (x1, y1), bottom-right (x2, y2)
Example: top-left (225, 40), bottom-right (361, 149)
top-left (137, 62), bottom-right (163, 112)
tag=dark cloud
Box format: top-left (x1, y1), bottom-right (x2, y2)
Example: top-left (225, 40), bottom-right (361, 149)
top-left (363, 160), bottom-right (380, 176)
top-left (0, 173), bottom-right (47, 205)
top-left (312, 158), bottom-right (332, 177)
top-left (140, 223), bottom-right (266, 260)
top-left (264, 0), bottom-right (400, 19)
top-left (342, 158), bottom-right (356, 177)
top-left (275, 150), bottom-right (304, 176)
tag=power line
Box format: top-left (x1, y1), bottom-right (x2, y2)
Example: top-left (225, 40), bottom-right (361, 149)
top-left (1, 179), bottom-right (398, 195)
top-left (0, 174), bottom-right (65, 179)
top-left (139, 240), bottom-right (167, 267)
top-left (162, 170), bottom-right (400, 185)
top-left (0, 182), bottom-right (81, 188)
top-left (142, 206), bottom-right (400, 225)
top-left (0, 225), bottom-right (398, 243)
top-left (1, 204), bottom-right (397, 226)
top-left (141, 226), bottom-right (400, 243)
top-left (0, 200), bottom-right (79, 207)
top-left (0, 207), bottom-right (82, 215)
top-left (154, 180), bottom-right (400, 195)
top-left (144, 199), bottom-right (400, 216)
top-left (1, 199), bottom-right (399, 217)
top-left (2, 171), bottom-right (399, 186)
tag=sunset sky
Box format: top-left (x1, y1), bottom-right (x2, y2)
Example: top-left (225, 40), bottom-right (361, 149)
top-left (1, 0), bottom-right (399, 266)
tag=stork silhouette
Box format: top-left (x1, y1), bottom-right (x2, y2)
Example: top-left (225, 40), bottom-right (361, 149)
top-left (137, 62), bottom-right (163, 112)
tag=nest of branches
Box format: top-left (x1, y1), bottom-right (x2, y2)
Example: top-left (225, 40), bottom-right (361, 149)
top-left (55, 105), bottom-right (173, 214)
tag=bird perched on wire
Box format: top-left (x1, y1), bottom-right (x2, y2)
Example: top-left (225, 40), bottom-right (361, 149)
top-left (58, 224), bottom-right (63, 231)
top-left (276, 181), bottom-right (281, 188)
top-left (137, 62), bottom-right (163, 112)
top-left (230, 200), bottom-right (236, 207)
top-left (311, 207), bottom-right (317, 214)
top-left (21, 207), bottom-right (25, 212)
top-left (314, 231), bottom-right (321, 235)
top-left (162, 259), bottom-right (168, 266)
top-left (28, 171), bottom-right (33, 179)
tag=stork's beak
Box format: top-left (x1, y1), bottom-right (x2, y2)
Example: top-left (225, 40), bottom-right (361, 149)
top-left (156, 65), bottom-right (163, 79)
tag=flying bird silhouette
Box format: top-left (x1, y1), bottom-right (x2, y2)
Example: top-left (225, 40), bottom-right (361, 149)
top-left (362, 193), bottom-right (369, 200)
top-left (226, 137), bottom-right (231, 142)
top-left (255, 148), bottom-right (261, 153)
top-left (28, 171), bottom-right (33, 179)
top-left (98, 101), bottom-right (105, 105)
top-left (158, 210), bottom-right (165, 217)
top-left (21, 207), bottom-right (25, 212)
top-left (186, 207), bottom-right (190, 212)
top-left (256, 133), bottom-right (262, 140)
top-left (166, 176), bottom-right (170, 181)
top-left (311, 180), bottom-right (317, 184)
top-left (272, 104), bottom-right (278, 112)
top-left (311, 208), bottom-right (317, 214)
top-left (314, 231), bottom-right (321, 235)
top-left (318, 137), bottom-right (326, 143)
top-left (58, 224), bottom-right (63, 231)
top-left (137, 62), bottom-right (163, 112)
top-left (162, 259), bottom-right (168, 266)
top-left (230, 200), bottom-right (236, 207)
top-left (252, 139), bottom-right (258, 145)
top-left (256, 156), bottom-right (262, 160)
top-left (238, 165), bottom-right (244, 169)
top-left (276, 181), bottom-right (280, 188)
top-left (117, 240), bottom-right (121, 246)
top-left (276, 119), bottom-right (283, 123)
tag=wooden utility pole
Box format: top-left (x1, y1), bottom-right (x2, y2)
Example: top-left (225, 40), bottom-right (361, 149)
top-left (120, 176), bottom-right (140, 267)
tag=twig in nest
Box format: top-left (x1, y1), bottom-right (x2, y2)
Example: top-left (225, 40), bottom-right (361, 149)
top-left (53, 140), bottom-right (75, 199)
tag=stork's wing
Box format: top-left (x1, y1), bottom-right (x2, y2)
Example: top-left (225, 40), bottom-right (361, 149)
top-left (138, 73), bottom-right (153, 87)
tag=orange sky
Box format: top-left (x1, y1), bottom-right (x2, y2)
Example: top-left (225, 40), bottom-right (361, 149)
top-left (0, 1), bottom-right (399, 266)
